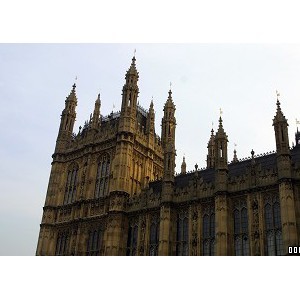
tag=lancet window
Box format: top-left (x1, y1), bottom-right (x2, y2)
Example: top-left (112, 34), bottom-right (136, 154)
top-left (55, 232), bottom-right (69, 256)
top-left (126, 221), bottom-right (138, 256)
top-left (264, 195), bottom-right (283, 256)
top-left (149, 216), bottom-right (159, 256)
top-left (86, 227), bottom-right (103, 256)
top-left (233, 199), bottom-right (249, 256)
top-left (64, 163), bottom-right (78, 204)
top-left (176, 210), bottom-right (189, 256)
top-left (94, 154), bottom-right (110, 198)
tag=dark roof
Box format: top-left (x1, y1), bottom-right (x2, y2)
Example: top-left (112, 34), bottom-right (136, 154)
top-left (151, 145), bottom-right (300, 191)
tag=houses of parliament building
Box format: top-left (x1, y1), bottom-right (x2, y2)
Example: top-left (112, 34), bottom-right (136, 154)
top-left (36, 55), bottom-right (300, 256)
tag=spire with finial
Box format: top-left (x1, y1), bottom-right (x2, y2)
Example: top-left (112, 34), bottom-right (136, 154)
top-left (181, 156), bottom-right (187, 174)
top-left (146, 96), bottom-right (155, 135)
top-left (273, 90), bottom-right (290, 157)
top-left (126, 50), bottom-right (138, 77)
top-left (214, 109), bottom-right (228, 170)
top-left (91, 93), bottom-right (101, 129)
top-left (55, 83), bottom-right (78, 152)
top-left (233, 143), bottom-right (238, 163)
top-left (207, 123), bottom-right (216, 168)
top-left (273, 90), bottom-right (287, 123)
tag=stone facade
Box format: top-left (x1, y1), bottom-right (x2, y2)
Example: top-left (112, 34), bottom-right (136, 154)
top-left (36, 56), bottom-right (300, 256)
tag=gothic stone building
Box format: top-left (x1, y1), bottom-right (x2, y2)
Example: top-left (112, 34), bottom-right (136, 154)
top-left (36, 56), bottom-right (300, 256)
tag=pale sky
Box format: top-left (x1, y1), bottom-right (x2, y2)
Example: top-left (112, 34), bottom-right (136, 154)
top-left (1, 43), bottom-right (300, 255)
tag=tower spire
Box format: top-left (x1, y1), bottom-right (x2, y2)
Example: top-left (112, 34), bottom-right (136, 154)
top-left (119, 55), bottom-right (139, 133)
top-left (181, 156), bottom-right (187, 174)
top-left (55, 83), bottom-right (78, 152)
top-left (91, 93), bottom-right (101, 129)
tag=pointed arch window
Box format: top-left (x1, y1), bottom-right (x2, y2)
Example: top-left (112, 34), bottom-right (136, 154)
top-left (55, 232), bottom-right (69, 256)
top-left (176, 210), bottom-right (189, 256)
top-left (233, 200), bottom-right (249, 256)
top-left (95, 154), bottom-right (110, 199)
top-left (126, 223), bottom-right (138, 256)
top-left (64, 164), bottom-right (78, 204)
top-left (264, 196), bottom-right (283, 256)
top-left (149, 217), bottom-right (159, 256)
top-left (86, 227), bottom-right (103, 256)
top-left (202, 211), bottom-right (215, 256)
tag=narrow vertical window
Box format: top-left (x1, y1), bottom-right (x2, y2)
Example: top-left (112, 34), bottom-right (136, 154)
top-left (95, 155), bottom-right (110, 199)
top-left (233, 200), bottom-right (249, 256)
top-left (55, 232), bottom-right (69, 256)
top-left (202, 209), bottom-right (215, 256)
top-left (149, 217), bottom-right (159, 256)
top-left (64, 164), bottom-right (78, 204)
top-left (264, 196), bottom-right (283, 256)
top-left (126, 223), bottom-right (138, 256)
top-left (176, 210), bottom-right (189, 256)
top-left (86, 227), bottom-right (103, 256)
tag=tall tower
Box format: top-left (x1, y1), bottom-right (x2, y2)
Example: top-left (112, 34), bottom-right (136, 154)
top-left (105, 56), bottom-right (140, 255)
top-left (273, 94), bottom-right (298, 254)
top-left (110, 56), bottom-right (139, 194)
top-left (36, 84), bottom-right (78, 256)
top-left (55, 84), bottom-right (77, 153)
top-left (159, 88), bottom-right (176, 255)
top-left (214, 116), bottom-right (232, 255)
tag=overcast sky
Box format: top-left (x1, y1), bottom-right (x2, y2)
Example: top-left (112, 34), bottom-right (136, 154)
top-left (1, 43), bottom-right (300, 255)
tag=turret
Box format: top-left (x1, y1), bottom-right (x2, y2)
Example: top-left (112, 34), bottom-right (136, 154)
top-left (232, 145), bottom-right (238, 163)
top-left (181, 156), bottom-right (187, 174)
top-left (272, 92), bottom-right (291, 179)
top-left (273, 94), bottom-right (290, 157)
top-left (161, 89), bottom-right (176, 183)
top-left (118, 55), bottom-right (139, 133)
top-left (207, 128), bottom-right (215, 168)
top-left (146, 98), bottom-right (155, 135)
top-left (272, 92), bottom-right (298, 254)
top-left (214, 116), bottom-right (228, 192)
top-left (91, 93), bottom-right (101, 130)
top-left (55, 83), bottom-right (77, 152)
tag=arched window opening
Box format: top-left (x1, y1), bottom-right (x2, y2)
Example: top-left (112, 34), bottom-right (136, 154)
top-left (202, 210), bottom-right (215, 256)
top-left (149, 219), bottom-right (159, 256)
top-left (233, 201), bottom-right (249, 256)
top-left (86, 227), bottom-right (103, 256)
top-left (176, 211), bottom-right (189, 256)
top-left (126, 223), bottom-right (138, 256)
top-left (55, 233), bottom-right (69, 256)
top-left (95, 154), bottom-right (110, 199)
top-left (65, 118), bottom-right (69, 130)
top-left (64, 164), bottom-right (78, 204)
top-left (264, 196), bottom-right (283, 256)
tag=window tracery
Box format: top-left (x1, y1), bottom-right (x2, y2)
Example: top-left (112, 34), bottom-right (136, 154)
top-left (264, 195), bottom-right (283, 256)
top-left (233, 199), bottom-right (249, 256)
top-left (55, 232), bottom-right (69, 256)
top-left (176, 210), bottom-right (189, 256)
top-left (95, 154), bottom-right (110, 198)
top-left (126, 221), bottom-right (138, 256)
top-left (64, 163), bottom-right (78, 204)
top-left (86, 227), bottom-right (103, 256)
top-left (149, 215), bottom-right (159, 256)
top-left (201, 203), bottom-right (215, 256)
